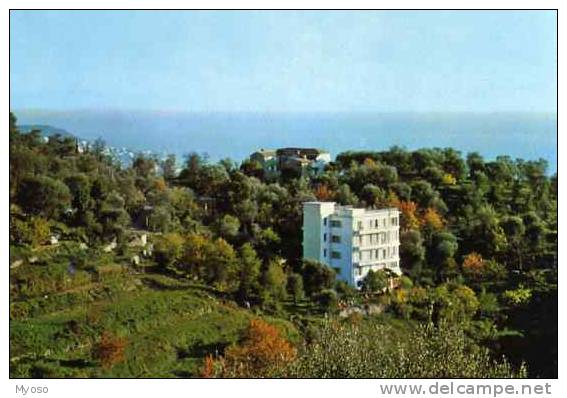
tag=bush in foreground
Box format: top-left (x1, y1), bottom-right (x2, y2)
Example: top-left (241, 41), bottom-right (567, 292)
top-left (280, 321), bottom-right (525, 378)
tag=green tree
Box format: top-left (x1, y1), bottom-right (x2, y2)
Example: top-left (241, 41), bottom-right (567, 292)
top-left (161, 154), bottom-right (177, 180)
top-left (64, 173), bottom-right (92, 216)
top-left (255, 227), bottom-right (281, 259)
top-left (205, 238), bottom-right (239, 290)
top-left (464, 205), bottom-right (507, 257)
top-left (432, 283), bottom-right (479, 323)
top-left (154, 233), bottom-right (185, 268)
top-left (314, 289), bottom-right (338, 312)
top-left (147, 205), bottom-right (174, 233)
top-left (262, 259), bottom-right (288, 301)
top-left (11, 216), bottom-right (50, 247)
top-left (428, 231), bottom-right (459, 281)
top-left (400, 230), bottom-right (426, 283)
top-left (132, 154), bottom-right (157, 177)
top-left (360, 184), bottom-right (386, 208)
top-left (181, 234), bottom-right (211, 277)
top-left (335, 184), bottom-right (358, 206)
top-left (98, 192), bottom-right (130, 239)
top-left (215, 214), bottom-right (240, 239)
top-left (237, 243), bottom-right (261, 301)
top-left (17, 175), bottom-right (71, 219)
top-left (240, 159), bottom-right (264, 179)
top-left (287, 273), bottom-right (305, 303)
top-left (502, 287), bottom-right (532, 307)
top-left (301, 260), bottom-right (336, 297)
top-left (361, 269), bottom-right (390, 292)
top-left (500, 215), bottom-right (526, 269)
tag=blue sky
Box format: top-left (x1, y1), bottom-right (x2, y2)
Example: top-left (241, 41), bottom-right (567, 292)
top-left (10, 10), bottom-right (557, 113)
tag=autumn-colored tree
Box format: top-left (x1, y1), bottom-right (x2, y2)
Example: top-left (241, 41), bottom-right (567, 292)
top-left (363, 158), bottom-right (377, 168)
top-left (441, 173), bottom-right (457, 185)
top-left (396, 200), bottom-right (420, 230)
top-left (153, 177), bottom-right (167, 192)
top-left (421, 207), bottom-right (444, 231)
top-left (219, 319), bottom-right (297, 377)
top-left (93, 331), bottom-right (127, 369)
top-left (314, 183), bottom-right (334, 201)
top-left (462, 252), bottom-right (485, 279)
top-left (201, 354), bottom-right (219, 378)
top-left (386, 190), bottom-right (400, 207)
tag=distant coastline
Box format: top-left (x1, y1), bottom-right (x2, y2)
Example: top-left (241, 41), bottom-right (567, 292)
top-left (13, 110), bottom-right (557, 173)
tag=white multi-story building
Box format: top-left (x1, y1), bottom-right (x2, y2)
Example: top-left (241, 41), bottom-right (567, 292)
top-left (302, 201), bottom-right (401, 288)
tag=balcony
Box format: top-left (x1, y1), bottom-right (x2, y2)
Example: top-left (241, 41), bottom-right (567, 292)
top-left (357, 240), bottom-right (398, 249)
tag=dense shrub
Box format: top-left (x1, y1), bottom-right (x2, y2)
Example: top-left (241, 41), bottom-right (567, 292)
top-left (281, 321), bottom-right (525, 378)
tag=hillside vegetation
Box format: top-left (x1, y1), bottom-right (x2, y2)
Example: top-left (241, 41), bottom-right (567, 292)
top-left (9, 112), bottom-right (556, 378)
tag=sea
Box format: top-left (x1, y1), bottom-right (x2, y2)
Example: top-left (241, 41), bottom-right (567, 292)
top-left (14, 110), bottom-right (558, 173)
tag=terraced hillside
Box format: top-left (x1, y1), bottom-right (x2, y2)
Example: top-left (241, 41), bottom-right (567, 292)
top-left (10, 242), bottom-right (299, 378)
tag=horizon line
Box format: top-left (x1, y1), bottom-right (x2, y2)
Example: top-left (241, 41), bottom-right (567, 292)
top-left (11, 108), bottom-right (558, 116)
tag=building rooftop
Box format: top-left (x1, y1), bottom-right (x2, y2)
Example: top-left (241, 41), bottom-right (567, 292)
top-left (303, 201), bottom-right (399, 214)
top-left (253, 149), bottom-right (277, 156)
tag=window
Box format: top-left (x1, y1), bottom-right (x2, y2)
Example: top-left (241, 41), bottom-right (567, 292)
top-left (323, 249), bottom-right (327, 257)
top-left (330, 220), bottom-right (342, 228)
top-left (383, 218), bottom-right (387, 227)
top-left (391, 217), bottom-right (398, 226)
top-left (331, 235), bottom-right (341, 243)
top-left (323, 233), bottom-right (327, 242)
top-left (331, 251), bottom-right (341, 259)
top-left (375, 219), bottom-right (379, 228)
top-left (323, 217), bottom-right (327, 226)
top-left (375, 249), bottom-right (379, 259)
top-left (357, 220), bottom-right (363, 230)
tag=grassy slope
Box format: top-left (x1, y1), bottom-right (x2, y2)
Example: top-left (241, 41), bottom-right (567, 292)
top-left (10, 247), bottom-right (300, 378)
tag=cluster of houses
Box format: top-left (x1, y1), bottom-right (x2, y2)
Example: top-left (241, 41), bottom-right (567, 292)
top-left (249, 147), bottom-right (331, 177)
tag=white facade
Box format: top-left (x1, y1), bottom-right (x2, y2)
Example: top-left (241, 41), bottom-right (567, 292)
top-left (309, 152), bottom-right (332, 175)
top-left (302, 202), bottom-right (401, 288)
